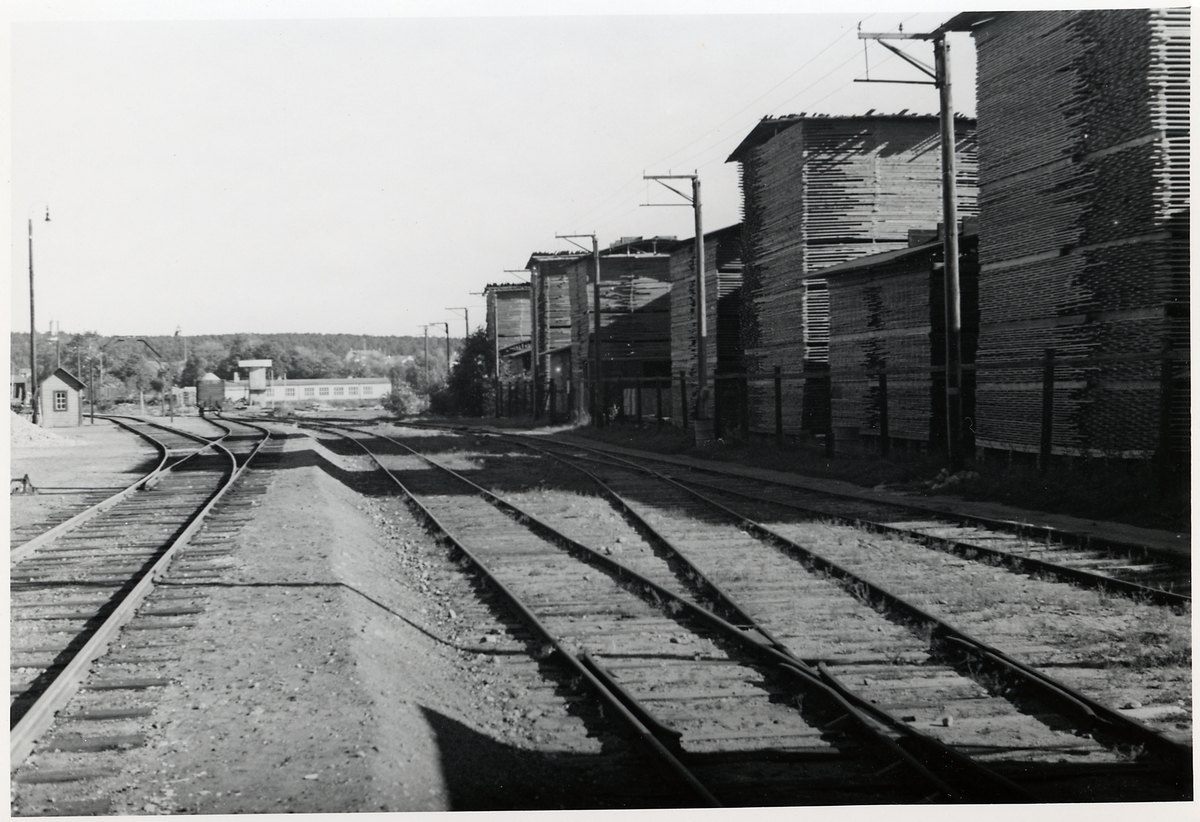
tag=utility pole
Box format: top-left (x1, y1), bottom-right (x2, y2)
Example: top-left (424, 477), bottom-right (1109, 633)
top-left (420, 324), bottom-right (431, 387)
top-left (557, 233), bottom-right (602, 427)
top-left (857, 26), bottom-right (963, 470)
top-left (644, 173), bottom-right (707, 424)
top-left (440, 322), bottom-right (450, 379)
top-left (446, 307), bottom-right (470, 341)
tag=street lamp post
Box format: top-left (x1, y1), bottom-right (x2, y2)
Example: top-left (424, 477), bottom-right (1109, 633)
top-left (28, 203), bottom-right (50, 424)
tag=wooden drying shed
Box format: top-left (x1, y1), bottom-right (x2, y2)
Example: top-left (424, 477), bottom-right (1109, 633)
top-left (943, 9), bottom-right (1189, 470)
top-left (824, 227), bottom-right (980, 454)
top-left (669, 223), bottom-right (744, 426)
top-left (726, 113), bottom-right (979, 440)
top-left (483, 283), bottom-right (532, 379)
top-left (566, 239), bottom-right (676, 422)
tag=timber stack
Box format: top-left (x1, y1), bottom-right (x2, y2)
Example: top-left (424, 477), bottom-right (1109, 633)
top-left (950, 9), bottom-right (1190, 462)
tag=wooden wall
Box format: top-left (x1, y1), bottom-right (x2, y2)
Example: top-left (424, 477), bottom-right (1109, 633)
top-left (734, 115), bottom-right (978, 438)
top-left (970, 9), bottom-right (1189, 458)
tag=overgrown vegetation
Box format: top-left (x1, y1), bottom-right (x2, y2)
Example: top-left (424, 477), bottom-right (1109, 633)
top-left (427, 329), bottom-right (492, 418)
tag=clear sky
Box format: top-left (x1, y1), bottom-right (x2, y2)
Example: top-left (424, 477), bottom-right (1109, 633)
top-left (9, 1), bottom-right (978, 339)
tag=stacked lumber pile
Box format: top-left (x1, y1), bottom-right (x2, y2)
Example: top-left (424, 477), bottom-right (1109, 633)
top-left (594, 255), bottom-right (672, 361)
top-left (484, 284), bottom-right (531, 376)
top-left (826, 235), bottom-right (980, 448)
top-left (669, 224), bottom-right (744, 422)
top-left (971, 9), bottom-right (1189, 457)
top-left (568, 253), bottom-right (673, 413)
top-left (731, 114), bottom-right (977, 436)
top-left (565, 256), bottom-right (593, 407)
top-left (529, 253), bottom-right (580, 384)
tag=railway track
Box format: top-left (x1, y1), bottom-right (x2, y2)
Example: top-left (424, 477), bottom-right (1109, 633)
top-left (9, 417), bottom-right (188, 553)
top-left (528, 435), bottom-right (1192, 606)
top-left (10, 415), bottom-right (274, 778)
top-left (309, 421), bottom-right (1191, 804)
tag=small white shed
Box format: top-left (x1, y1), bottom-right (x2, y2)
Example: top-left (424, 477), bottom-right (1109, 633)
top-left (38, 368), bottom-right (86, 428)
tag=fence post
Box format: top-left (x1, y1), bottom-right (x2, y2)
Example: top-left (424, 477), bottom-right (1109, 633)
top-left (656, 380), bottom-right (663, 427)
top-left (549, 379), bottom-right (556, 424)
top-left (679, 370), bottom-right (689, 429)
top-left (740, 376), bottom-right (748, 439)
top-left (1158, 341), bottom-right (1175, 498)
top-left (1039, 348), bottom-right (1055, 475)
top-left (713, 377), bottom-right (722, 438)
top-left (774, 366), bottom-right (783, 445)
top-left (878, 371), bottom-right (890, 458)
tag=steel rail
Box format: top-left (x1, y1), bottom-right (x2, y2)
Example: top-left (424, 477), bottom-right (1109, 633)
top-left (407, 430), bottom-right (1037, 801)
top-left (312, 422), bottom-right (1030, 803)
top-left (9, 423), bottom-right (271, 767)
top-left (515, 436), bottom-right (1193, 775)
top-left (666, 471), bottom-right (1190, 606)
top-left (307, 423), bottom-right (721, 807)
top-left (521, 440), bottom-right (1190, 608)
top-left (401, 420), bottom-right (1185, 573)
top-left (544, 432), bottom-right (1191, 570)
top-left (8, 414), bottom-right (224, 563)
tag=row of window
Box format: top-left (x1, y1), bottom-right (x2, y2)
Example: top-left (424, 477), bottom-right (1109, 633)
top-left (261, 384), bottom-right (381, 398)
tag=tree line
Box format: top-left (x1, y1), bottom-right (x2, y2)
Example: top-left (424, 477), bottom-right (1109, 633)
top-left (11, 331), bottom-right (464, 403)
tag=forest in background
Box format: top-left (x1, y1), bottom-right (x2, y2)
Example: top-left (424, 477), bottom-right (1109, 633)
top-left (11, 331), bottom-right (463, 401)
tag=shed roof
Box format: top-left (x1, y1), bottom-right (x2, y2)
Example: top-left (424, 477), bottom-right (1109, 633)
top-left (725, 112), bottom-right (974, 163)
top-left (484, 282), bottom-right (530, 294)
top-left (817, 233), bottom-right (978, 279)
top-left (525, 251), bottom-right (585, 268)
top-left (45, 367), bottom-right (86, 391)
top-left (938, 11), bottom-right (1008, 32)
top-left (816, 239), bottom-right (942, 278)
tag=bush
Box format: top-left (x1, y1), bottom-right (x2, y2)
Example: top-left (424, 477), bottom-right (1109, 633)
top-left (383, 383), bottom-right (426, 417)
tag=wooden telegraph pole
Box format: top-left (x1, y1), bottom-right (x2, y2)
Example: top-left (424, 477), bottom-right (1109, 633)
top-left (557, 233), bottom-right (602, 427)
top-left (857, 26), bottom-right (964, 470)
top-left (644, 173), bottom-right (707, 431)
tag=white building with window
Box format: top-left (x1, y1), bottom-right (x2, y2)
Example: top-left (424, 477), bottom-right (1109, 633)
top-left (38, 367), bottom-right (86, 428)
top-left (224, 376), bottom-right (392, 407)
